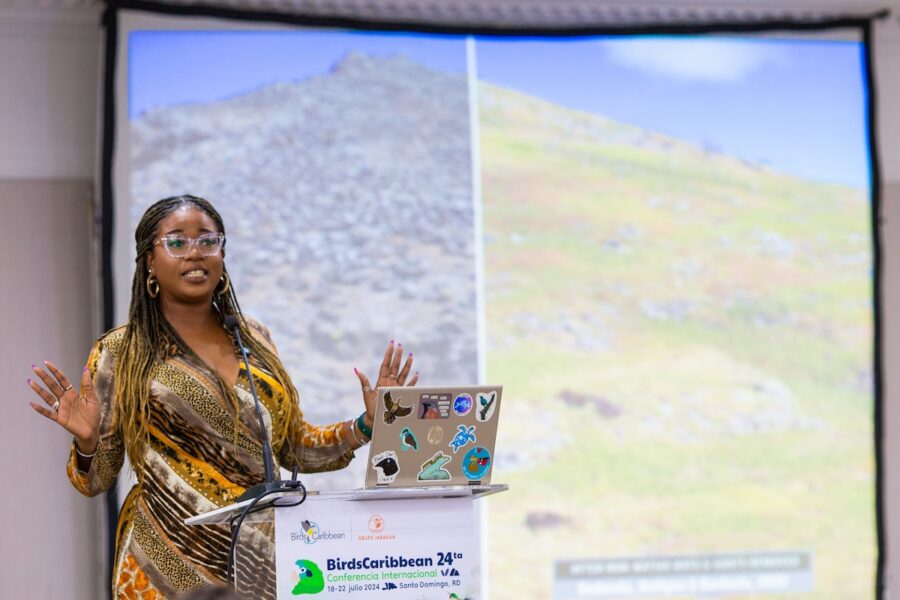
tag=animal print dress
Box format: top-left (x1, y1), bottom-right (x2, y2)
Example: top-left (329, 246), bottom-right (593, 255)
top-left (66, 320), bottom-right (355, 599)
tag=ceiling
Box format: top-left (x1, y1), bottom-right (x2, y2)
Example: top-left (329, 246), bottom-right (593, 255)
top-left (0, 0), bottom-right (894, 24)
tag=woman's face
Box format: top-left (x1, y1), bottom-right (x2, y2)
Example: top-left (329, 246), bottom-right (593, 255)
top-left (146, 205), bottom-right (225, 305)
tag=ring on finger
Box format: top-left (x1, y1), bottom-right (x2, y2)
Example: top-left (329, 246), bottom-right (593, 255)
top-left (363, 386), bottom-right (373, 392)
top-left (51, 399), bottom-right (60, 411)
top-left (62, 384), bottom-right (73, 392)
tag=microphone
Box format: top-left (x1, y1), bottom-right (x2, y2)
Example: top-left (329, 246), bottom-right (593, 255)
top-left (224, 315), bottom-right (303, 501)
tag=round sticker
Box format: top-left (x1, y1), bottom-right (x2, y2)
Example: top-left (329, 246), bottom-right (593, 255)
top-left (461, 446), bottom-right (492, 480)
top-left (453, 393), bottom-right (473, 416)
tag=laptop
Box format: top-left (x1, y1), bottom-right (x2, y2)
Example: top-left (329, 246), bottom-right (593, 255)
top-left (364, 385), bottom-right (502, 488)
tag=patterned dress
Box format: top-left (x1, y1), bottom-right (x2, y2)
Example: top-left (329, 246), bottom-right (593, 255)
top-left (66, 320), bottom-right (356, 599)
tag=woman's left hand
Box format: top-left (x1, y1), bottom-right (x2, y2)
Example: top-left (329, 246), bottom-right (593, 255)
top-left (355, 341), bottom-right (419, 428)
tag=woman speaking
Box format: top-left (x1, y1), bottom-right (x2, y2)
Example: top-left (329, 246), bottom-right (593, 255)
top-left (26, 195), bottom-right (416, 599)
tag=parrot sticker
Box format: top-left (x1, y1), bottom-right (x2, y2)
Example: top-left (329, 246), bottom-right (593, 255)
top-left (400, 427), bottom-right (419, 451)
top-left (291, 559), bottom-right (324, 595)
top-left (418, 451), bottom-right (452, 481)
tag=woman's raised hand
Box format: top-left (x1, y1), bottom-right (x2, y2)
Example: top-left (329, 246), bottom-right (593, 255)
top-left (28, 361), bottom-right (101, 453)
top-left (354, 341), bottom-right (420, 427)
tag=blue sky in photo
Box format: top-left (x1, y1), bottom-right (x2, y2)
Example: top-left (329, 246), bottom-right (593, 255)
top-left (128, 29), bottom-right (468, 118)
top-left (475, 35), bottom-right (870, 189)
top-left (129, 30), bottom-right (870, 189)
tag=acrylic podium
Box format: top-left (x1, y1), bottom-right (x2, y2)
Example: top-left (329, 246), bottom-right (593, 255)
top-left (185, 484), bottom-right (507, 599)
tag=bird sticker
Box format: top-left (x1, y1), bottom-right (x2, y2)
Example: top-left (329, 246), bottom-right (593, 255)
top-left (291, 559), bottom-right (324, 595)
top-left (400, 427), bottom-right (419, 451)
top-left (419, 398), bottom-right (440, 419)
top-left (383, 390), bottom-right (413, 425)
top-left (418, 451), bottom-right (452, 481)
top-left (418, 393), bottom-right (451, 419)
top-left (371, 450), bottom-right (400, 484)
top-left (462, 446), bottom-right (492, 481)
top-left (477, 392), bottom-right (497, 422)
top-left (449, 424), bottom-right (477, 454)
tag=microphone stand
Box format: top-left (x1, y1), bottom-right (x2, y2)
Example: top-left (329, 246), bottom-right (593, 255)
top-left (224, 316), bottom-right (306, 588)
top-left (225, 316), bottom-right (305, 501)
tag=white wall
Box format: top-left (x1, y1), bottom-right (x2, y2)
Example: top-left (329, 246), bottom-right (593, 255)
top-left (0, 2), bottom-right (897, 598)
top-left (0, 6), bottom-right (103, 599)
top-left (0, 180), bottom-right (102, 599)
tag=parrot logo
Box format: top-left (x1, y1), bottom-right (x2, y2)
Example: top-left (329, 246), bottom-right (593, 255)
top-left (400, 427), bottom-right (419, 451)
top-left (291, 559), bottom-right (324, 595)
top-left (383, 390), bottom-right (413, 425)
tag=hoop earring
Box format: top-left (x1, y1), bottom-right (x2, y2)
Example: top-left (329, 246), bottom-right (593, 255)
top-left (217, 272), bottom-right (231, 296)
top-left (146, 272), bottom-right (159, 299)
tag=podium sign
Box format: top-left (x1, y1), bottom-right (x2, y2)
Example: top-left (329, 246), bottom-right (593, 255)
top-left (275, 496), bottom-right (479, 599)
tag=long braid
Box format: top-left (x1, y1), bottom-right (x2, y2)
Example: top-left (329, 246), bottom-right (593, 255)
top-left (116, 195), bottom-right (301, 484)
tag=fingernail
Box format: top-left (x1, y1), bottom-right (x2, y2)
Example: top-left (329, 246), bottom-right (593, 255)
top-left (83, 366), bottom-right (89, 373)
top-left (390, 339), bottom-right (394, 344)
top-left (398, 342), bottom-right (403, 347)
top-left (43, 360), bottom-right (49, 365)
top-left (31, 364), bottom-right (36, 370)
top-left (354, 367), bottom-right (358, 375)
top-left (26, 378), bottom-right (31, 385)
top-left (408, 353), bottom-right (413, 358)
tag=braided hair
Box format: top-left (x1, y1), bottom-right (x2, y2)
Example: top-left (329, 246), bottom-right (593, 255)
top-left (117, 194), bottom-right (299, 484)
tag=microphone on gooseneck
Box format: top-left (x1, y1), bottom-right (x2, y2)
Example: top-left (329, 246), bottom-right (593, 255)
top-left (223, 315), bottom-right (285, 500)
top-left (222, 318), bottom-right (306, 588)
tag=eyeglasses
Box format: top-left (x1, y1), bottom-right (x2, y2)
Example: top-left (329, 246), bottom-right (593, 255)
top-left (155, 233), bottom-right (225, 258)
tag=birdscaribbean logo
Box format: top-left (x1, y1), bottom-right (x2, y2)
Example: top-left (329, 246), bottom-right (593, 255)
top-left (291, 520), bottom-right (346, 544)
top-left (291, 559), bottom-right (325, 595)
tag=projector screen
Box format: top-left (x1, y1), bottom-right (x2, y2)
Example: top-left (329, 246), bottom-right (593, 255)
top-left (110, 10), bottom-right (875, 599)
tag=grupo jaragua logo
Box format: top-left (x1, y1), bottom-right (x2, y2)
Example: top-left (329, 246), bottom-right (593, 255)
top-left (291, 519), bottom-right (347, 545)
top-left (358, 514), bottom-right (396, 542)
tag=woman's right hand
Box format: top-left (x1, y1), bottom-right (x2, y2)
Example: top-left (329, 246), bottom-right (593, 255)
top-left (28, 361), bottom-right (101, 453)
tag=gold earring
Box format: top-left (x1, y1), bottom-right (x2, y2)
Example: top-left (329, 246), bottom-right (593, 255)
top-left (217, 272), bottom-right (231, 296)
top-left (146, 271), bottom-right (159, 299)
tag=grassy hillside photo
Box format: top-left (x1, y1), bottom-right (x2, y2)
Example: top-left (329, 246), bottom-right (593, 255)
top-left (479, 81), bottom-right (874, 600)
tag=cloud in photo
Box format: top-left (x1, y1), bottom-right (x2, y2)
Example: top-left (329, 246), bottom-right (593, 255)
top-left (606, 37), bottom-right (784, 83)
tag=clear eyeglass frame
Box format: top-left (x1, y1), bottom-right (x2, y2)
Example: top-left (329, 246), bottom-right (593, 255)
top-left (155, 233), bottom-right (225, 258)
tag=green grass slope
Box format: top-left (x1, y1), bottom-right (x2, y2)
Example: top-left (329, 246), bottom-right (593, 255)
top-left (479, 81), bottom-right (874, 600)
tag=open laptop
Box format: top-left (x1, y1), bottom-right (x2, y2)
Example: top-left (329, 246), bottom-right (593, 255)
top-left (364, 385), bottom-right (502, 488)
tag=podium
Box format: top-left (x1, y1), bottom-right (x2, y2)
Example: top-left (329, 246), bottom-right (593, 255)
top-left (186, 485), bottom-right (507, 599)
